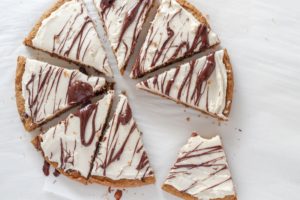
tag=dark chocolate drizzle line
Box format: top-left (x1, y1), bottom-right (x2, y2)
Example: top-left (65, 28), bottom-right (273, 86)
top-left (142, 53), bottom-right (216, 107)
top-left (74, 103), bottom-right (99, 147)
top-left (97, 99), bottom-right (151, 179)
top-left (52, 3), bottom-right (94, 62)
top-left (100, 0), bottom-right (152, 67)
top-left (167, 139), bottom-right (231, 193)
top-left (132, 5), bottom-right (210, 78)
top-left (25, 63), bottom-right (96, 123)
top-left (59, 138), bottom-right (77, 169)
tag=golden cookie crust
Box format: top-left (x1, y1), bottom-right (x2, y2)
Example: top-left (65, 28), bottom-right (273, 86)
top-left (162, 184), bottom-right (237, 200)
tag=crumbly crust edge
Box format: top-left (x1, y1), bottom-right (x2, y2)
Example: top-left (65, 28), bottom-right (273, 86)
top-left (162, 184), bottom-right (237, 200)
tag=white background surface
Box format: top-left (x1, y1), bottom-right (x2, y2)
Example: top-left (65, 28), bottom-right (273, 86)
top-left (0, 0), bottom-right (300, 200)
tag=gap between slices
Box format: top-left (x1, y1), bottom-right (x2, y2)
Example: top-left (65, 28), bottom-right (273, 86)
top-left (15, 56), bottom-right (109, 132)
top-left (130, 0), bottom-right (220, 79)
top-left (24, 0), bottom-right (113, 77)
top-left (32, 92), bottom-right (114, 184)
top-left (89, 94), bottom-right (155, 187)
top-left (94, 0), bottom-right (155, 75)
top-left (137, 49), bottom-right (234, 120)
top-left (162, 132), bottom-right (237, 200)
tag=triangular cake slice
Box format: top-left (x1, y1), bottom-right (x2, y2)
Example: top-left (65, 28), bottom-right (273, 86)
top-left (24, 0), bottom-right (113, 77)
top-left (15, 56), bottom-right (108, 132)
top-left (130, 0), bottom-right (220, 78)
top-left (137, 49), bottom-right (233, 120)
top-left (32, 92), bottom-right (114, 184)
top-left (94, 0), bottom-right (154, 74)
top-left (162, 133), bottom-right (237, 200)
top-left (90, 94), bottom-right (155, 187)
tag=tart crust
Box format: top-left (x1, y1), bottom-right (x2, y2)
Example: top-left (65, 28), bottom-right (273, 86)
top-left (89, 176), bottom-right (155, 188)
top-left (162, 184), bottom-right (237, 200)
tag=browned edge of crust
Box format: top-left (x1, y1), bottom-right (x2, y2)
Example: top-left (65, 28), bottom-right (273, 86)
top-left (162, 184), bottom-right (237, 200)
top-left (176, 0), bottom-right (209, 27)
top-left (89, 176), bottom-right (155, 188)
top-left (222, 49), bottom-right (234, 118)
top-left (24, 0), bottom-right (71, 46)
top-left (32, 135), bottom-right (89, 185)
top-left (15, 56), bottom-right (38, 132)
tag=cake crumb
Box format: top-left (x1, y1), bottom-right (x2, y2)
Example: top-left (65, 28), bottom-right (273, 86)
top-left (114, 189), bottom-right (123, 200)
top-left (186, 117), bottom-right (190, 122)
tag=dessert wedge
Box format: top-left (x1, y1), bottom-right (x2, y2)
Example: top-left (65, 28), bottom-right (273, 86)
top-left (15, 56), bottom-right (108, 131)
top-left (162, 133), bottom-right (237, 200)
top-left (94, 0), bottom-right (154, 74)
top-left (131, 0), bottom-right (220, 78)
top-left (90, 94), bottom-right (155, 187)
top-left (32, 92), bottom-right (114, 184)
top-left (137, 49), bottom-right (233, 120)
top-left (24, 0), bottom-right (113, 76)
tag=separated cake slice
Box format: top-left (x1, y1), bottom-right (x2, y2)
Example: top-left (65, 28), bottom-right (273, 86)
top-left (15, 56), bottom-right (109, 132)
top-left (32, 92), bottom-right (114, 184)
top-left (137, 49), bottom-right (233, 120)
top-left (130, 0), bottom-right (220, 79)
top-left (162, 133), bottom-right (237, 200)
top-left (94, 0), bottom-right (154, 74)
top-left (90, 94), bottom-right (155, 187)
top-left (24, 0), bottom-right (113, 77)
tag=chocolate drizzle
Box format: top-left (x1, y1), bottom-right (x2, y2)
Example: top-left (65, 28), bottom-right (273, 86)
top-left (52, 3), bottom-right (94, 62)
top-left (24, 61), bottom-right (102, 124)
top-left (131, 2), bottom-right (212, 78)
top-left (166, 135), bottom-right (233, 195)
top-left (99, 0), bottom-right (152, 70)
top-left (43, 160), bottom-right (50, 176)
top-left (74, 103), bottom-right (98, 147)
top-left (93, 96), bottom-right (152, 180)
top-left (142, 52), bottom-right (216, 108)
top-left (67, 80), bottom-right (94, 105)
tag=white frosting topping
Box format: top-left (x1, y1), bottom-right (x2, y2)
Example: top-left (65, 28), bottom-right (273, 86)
top-left (40, 92), bottom-right (114, 178)
top-left (22, 57), bottom-right (106, 125)
top-left (164, 134), bottom-right (235, 200)
top-left (131, 0), bottom-right (219, 78)
top-left (91, 94), bottom-right (154, 180)
top-left (94, 0), bottom-right (153, 72)
top-left (32, 0), bottom-right (113, 76)
top-left (137, 49), bottom-right (229, 120)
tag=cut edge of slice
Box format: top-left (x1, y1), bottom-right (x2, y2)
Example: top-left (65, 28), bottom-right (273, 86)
top-left (136, 49), bottom-right (234, 121)
top-left (31, 91), bottom-right (114, 185)
top-left (15, 56), bottom-right (109, 132)
top-left (89, 94), bottom-right (156, 187)
top-left (94, 0), bottom-right (155, 75)
top-left (24, 0), bottom-right (113, 77)
top-left (130, 0), bottom-right (220, 79)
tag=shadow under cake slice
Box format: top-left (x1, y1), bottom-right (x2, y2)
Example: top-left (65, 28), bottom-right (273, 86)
top-left (94, 0), bottom-right (154, 75)
top-left (130, 0), bottom-right (220, 79)
top-left (15, 56), bottom-right (108, 132)
top-left (24, 0), bottom-right (113, 77)
top-left (137, 49), bottom-right (234, 121)
top-left (89, 94), bottom-right (155, 187)
top-left (32, 92), bottom-right (114, 184)
top-left (162, 132), bottom-right (237, 200)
